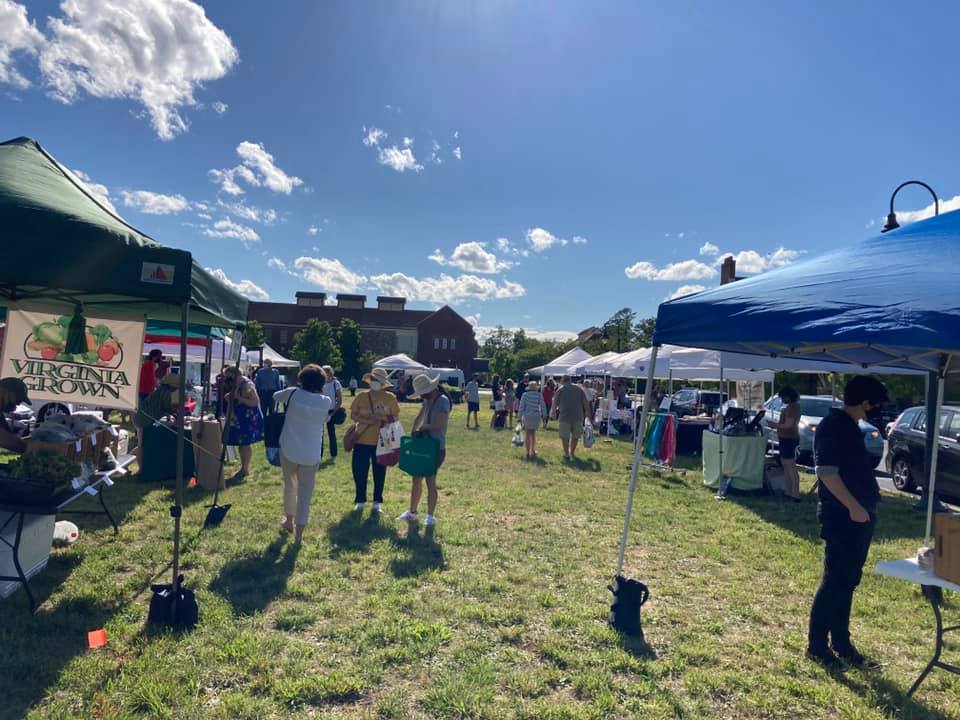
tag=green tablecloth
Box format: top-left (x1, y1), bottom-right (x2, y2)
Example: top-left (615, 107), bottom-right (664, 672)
top-left (701, 432), bottom-right (766, 490)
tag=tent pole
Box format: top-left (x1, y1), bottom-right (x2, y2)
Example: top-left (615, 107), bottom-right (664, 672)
top-left (202, 337), bottom-right (213, 412)
top-left (924, 372), bottom-right (945, 543)
top-left (615, 346), bottom-right (658, 577)
top-left (172, 301), bottom-right (189, 594)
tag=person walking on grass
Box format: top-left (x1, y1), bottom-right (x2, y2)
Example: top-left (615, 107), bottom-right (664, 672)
top-left (541, 377), bottom-right (556, 429)
top-left (349, 376), bottom-right (358, 397)
top-left (350, 367), bottom-right (401, 514)
top-left (398, 374), bottom-right (450, 527)
top-left (322, 365), bottom-right (343, 459)
top-left (465, 373), bottom-right (481, 429)
top-left (806, 375), bottom-right (888, 671)
top-left (489, 374), bottom-right (504, 429)
top-left (518, 380), bottom-right (546, 459)
top-left (272, 364), bottom-right (332, 544)
top-left (504, 378), bottom-right (517, 428)
top-left (221, 365), bottom-right (263, 481)
top-left (768, 386), bottom-right (802, 501)
top-left (553, 375), bottom-right (591, 461)
top-left (254, 358), bottom-right (281, 418)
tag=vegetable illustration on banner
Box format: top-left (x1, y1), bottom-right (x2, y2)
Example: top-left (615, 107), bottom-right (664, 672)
top-left (1, 305), bottom-right (146, 410)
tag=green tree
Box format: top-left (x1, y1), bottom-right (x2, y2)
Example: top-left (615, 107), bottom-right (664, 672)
top-left (511, 329), bottom-right (528, 354)
top-left (290, 319), bottom-right (342, 370)
top-left (634, 317), bottom-right (657, 348)
top-left (337, 318), bottom-right (363, 382)
top-left (359, 351), bottom-right (379, 378)
top-left (603, 308), bottom-right (637, 352)
top-left (243, 319), bottom-right (266, 348)
top-left (480, 325), bottom-right (514, 358)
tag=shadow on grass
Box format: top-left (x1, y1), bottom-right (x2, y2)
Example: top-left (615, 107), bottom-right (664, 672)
top-left (837, 667), bottom-right (955, 720)
top-left (208, 536), bottom-right (300, 615)
top-left (325, 510), bottom-right (399, 559)
top-left (616, 631), bottom-right (658, 660)
top-left (389, 525), bottom-right (446, 578)
top-left (57, 474), bottom-right (156, 535)
top-left (568, 457), bottom-right (602, 473)
top-left (728, 489), bottom-right (927, 543)
top-left (0, 563), bottom-right (115, 720)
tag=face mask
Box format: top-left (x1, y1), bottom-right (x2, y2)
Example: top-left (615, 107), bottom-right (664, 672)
top-left (370, 381), bottom-right (381, 391)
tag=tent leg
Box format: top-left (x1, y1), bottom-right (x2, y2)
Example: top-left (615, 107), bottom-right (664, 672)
top-left (202, 338), bottom-right (213, 412)
top-left (172, 302), bottom-right (189, 595)
top-left (616, 346), bottom-right (659, 578)
top-left (924, 373), bottom-right (945, 543)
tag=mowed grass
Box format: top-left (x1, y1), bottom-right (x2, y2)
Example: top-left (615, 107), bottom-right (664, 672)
top-left (2, 397), bottom-right (959, 720)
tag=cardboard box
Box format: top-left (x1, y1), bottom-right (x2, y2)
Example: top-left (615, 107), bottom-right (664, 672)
top-left (934, 513), bottom-right (960, 585)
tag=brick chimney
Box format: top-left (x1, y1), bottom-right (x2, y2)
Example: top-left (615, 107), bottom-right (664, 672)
top-left (720, 256), bottom-right (737, 285)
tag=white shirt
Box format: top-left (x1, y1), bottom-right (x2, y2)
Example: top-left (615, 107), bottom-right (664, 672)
top-left (580, 385), bottom-right (596, 403)
top-left (465, 380), bottom-right (480, 403)
top-left (273, 388), bottom-right (332, 465)
top-left (323, 378), bottom-right (342, 411)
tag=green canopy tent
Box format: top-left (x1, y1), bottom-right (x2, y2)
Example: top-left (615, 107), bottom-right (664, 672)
top-left (0, 136), bottom-right (248, 623)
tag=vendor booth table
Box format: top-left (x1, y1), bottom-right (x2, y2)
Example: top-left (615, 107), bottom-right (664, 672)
top-left (701, 432), bottom-right (766, 490)
top-left (875, 559), bottom-right (960, 698)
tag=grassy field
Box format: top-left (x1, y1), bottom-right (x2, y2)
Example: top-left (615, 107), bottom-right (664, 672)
top-left (1, 398), bottom-right (958, 720)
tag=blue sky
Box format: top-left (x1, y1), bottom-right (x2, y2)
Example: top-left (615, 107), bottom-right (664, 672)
top-left (3, 1), bottom-right (960, 341)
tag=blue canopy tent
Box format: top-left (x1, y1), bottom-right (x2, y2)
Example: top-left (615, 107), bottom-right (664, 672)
top-left (613, 210), bottom-right (960, 580)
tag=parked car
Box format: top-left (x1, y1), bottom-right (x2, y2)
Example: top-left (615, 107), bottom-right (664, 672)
top-left (885, 405), bottom-right (960, 498)
top-left (762, 394), bottom-right (884, 468)
top-left (874, 403), bottom-right (901, 439)
top-left (670, 388), bottom-right (728, 417)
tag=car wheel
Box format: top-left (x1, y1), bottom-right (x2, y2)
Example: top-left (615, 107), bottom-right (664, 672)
top-left (891, 456), bottom-right (916, 493)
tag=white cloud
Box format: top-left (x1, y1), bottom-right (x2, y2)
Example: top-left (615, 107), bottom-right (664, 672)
top-left (624, 259), bottom-right (717, 281)
top-left (402, 136), bottom-right (414, 147)
top-left (717, 246), bottom-right (803, 274)
top-left (121, 190), bottom-right (190, 215)
top-left (572, 235), bottom-right (588, 245)
top-left (429, 241), bottom-right (512, 274)
top-left (208, 164), bottom-right (259, 196)
top-left (202, 218), bottom-right (260, 246)
top-left (667, 284), bottom-right (706, 300)
top-left (267, 257), bottom-right (286, 271)
top-left (496, 237), bottom-right (529, 258)
top-left (307, 225), bottom-right (320, 236)
top-left (369, 272), bottom-right (525, 304)
top-left (452, 146), bottom-right (462, 160)
top-left (362, 127), bottom-right (386, 147)
top-left (428, 139), bottom-right (443, 165)
top-left (294, 257), bottom-right (368, 294)
top-left (699, 242), bottom-right (719, 256)
top-left (37, 0), bottom-right (238, 140)
top-left (453, 130), bottom-right (459, 139)
top-left (526, 227), bottom-right (568, 252)
top-left (235, 141), bottom-right (302, 193)
top-left (890, 194), bottom-right (960, 226)
top-left (69, 168), bottom-right (118, 214)
top-left (468, 317), bottom-right (577, 343)
top-left (205, 267), bottom-right (269, 301)
top-left (211, 101), bottom-right (228, 115)
top-left (377, 145), bottom-right (423, 173)
top-left (217, 200), bottom-right (277, 224)
top-left (210, 141), bottom-right (302, 195)
top-left (197, 212), bottom-right (211, 220)
top-left (0, 0), bottom-right (43, 89)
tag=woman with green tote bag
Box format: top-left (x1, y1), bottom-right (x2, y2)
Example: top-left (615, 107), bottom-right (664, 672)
top-left (397, 374), bottom-right (450, 527)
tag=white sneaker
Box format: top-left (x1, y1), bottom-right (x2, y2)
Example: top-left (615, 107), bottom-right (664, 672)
top-left (397, 510), bottom-right (419, 523)
top-left (372, 503), bottom-right (383, 514)
top-left (424, 514), bottom-right (436, 526)
top-left (354, 502), bottom-right (365, 512)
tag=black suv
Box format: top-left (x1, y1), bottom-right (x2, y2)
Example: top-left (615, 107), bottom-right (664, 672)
top-left (670, 388), bottom-right (728, 417)
top-left (885, 405), bottom-right (960, 499)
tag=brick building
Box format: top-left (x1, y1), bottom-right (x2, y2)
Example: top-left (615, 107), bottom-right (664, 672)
top-left (247, 292), bottom-right (478, 371)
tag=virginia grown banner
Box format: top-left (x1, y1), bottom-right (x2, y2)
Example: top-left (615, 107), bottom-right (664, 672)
top-left (0, 305), bottom-right (146, 410)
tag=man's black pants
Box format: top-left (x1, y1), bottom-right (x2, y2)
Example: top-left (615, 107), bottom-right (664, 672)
top-left (808, 506), bottom-right (875, 653)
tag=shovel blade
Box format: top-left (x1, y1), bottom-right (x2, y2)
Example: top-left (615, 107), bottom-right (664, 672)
top-left (204, 504), bottom-right (232, 527)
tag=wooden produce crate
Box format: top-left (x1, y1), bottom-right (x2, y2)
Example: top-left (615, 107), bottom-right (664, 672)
top-left (25, 438), bottom-right (81, 462)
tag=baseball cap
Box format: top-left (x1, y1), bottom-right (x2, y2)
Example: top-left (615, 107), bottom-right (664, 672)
top-left (0, 377), bottom-right (31, 406)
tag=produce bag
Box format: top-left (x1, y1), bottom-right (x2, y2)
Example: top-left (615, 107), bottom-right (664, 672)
top-left (583, 421), bottom-right (596, 448)
top-left (263, 391), bottom-right (296, 468)
top-left (376, 420), bottom-right (404, 466)
top-left (399, 435), bottom-right (440, 477)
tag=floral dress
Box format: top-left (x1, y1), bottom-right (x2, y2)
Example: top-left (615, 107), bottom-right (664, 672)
top-left (225, 377), bottom-right (264, 446)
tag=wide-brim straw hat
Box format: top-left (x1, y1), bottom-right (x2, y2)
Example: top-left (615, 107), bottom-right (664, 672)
top-left (362, 367), bottom-right (393, 388)
top-left (410, 374), bottom-right (440, 399)
top-left (526, 380), bottom-right (540, 391)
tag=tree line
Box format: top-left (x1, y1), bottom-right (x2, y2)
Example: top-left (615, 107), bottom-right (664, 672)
top-left (244, 318), bottom-right (376, 382)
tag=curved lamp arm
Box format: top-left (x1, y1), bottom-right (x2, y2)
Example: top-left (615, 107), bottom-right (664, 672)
top-left (882, 180), bottom-right (939, 233)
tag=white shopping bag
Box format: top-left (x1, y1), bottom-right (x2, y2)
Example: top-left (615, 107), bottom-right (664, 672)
top-left (583, 420), bottom-right (596, 448)
top-left (512, 424), bottom-right (524, 447)
top-left (376, 420), bottom-right (404, 466)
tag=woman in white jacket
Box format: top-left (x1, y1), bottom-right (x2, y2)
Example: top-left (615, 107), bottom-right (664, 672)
top-left (271, 364), bottom-right (332, 544)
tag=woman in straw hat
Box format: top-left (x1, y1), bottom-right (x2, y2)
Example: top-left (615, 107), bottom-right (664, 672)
top-left (397, 374), bottom-right (450, 527)
top-left (350, 367), bottom-right (401, 514)
top-left (518, 379), bottom-right (547, 460)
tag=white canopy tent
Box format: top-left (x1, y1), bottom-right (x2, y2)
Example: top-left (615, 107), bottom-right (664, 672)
top-left (373, 353), bottom-right (427, 372)
top-left (244, 342), bottom-right (300, 368)
top-left (568, 350), bottom-right (621, 376)
top-left (542, 347), bottom-right (593, 376)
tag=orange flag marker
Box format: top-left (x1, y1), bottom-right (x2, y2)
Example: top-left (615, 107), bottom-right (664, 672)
top-left (87, 629), bottom-right (107, 649)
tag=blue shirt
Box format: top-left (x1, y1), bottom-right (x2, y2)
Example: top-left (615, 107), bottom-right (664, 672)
top-left (255, 367), bottom-right (281, 393)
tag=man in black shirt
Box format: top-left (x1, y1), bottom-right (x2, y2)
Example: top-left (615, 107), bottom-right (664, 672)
top-left (807, 375), bottom-right (888, 670)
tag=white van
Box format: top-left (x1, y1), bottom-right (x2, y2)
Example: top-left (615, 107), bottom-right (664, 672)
top-left (429, 367), bottom-right (465, 390)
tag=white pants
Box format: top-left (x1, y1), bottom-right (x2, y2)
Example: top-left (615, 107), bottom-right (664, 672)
top-left (280, 453), bottom-right (318, 526)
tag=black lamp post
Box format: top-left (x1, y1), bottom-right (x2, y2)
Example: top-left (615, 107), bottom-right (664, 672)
top-left (881, 180), bottom-right (939, 233)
